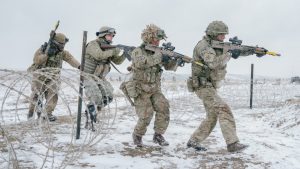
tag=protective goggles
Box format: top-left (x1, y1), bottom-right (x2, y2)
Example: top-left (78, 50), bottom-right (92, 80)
top-left (96, 28), bottom-right (116, 36)
top-left (157, 30), bottom-right (167, 40)
top-left (52, 39), bottom-right (67, 50)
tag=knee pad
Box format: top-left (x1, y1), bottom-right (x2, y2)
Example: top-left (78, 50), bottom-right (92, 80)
top-left (87, 104), bottom-right (96, 114)
top-left (87, 104), bottom-right (97, 122)
top-left (102, 96), bottom-right (113, 107)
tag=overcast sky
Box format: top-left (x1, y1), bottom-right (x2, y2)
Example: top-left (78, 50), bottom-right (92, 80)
top-left (0, 0), bottom-right (299, 77)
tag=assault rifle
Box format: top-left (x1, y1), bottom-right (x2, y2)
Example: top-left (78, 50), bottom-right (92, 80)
top-left (100, 44), bottom-right (135, 61)
top-left (145, 42), bottom-right (204, 68)
top-left (41, 20), bottom-right (60, 56)
top-left (211, 36), bottom-right (281, 57)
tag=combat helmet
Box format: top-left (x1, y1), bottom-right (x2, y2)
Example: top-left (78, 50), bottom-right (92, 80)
top-left (96, 26), bottom-right (116, 37)
top-left (53, 33), bottom-right (69, 44)
top-left (52, 33), bottom-right (68, 51)
top-left (205, 21), bottom-right (229, 37)
top-left (141, 24), bottom-right (167, 43)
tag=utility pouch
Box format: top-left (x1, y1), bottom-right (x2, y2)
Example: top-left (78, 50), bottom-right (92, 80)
top-left (94, 64), bottom-right (104, 77)
top-left (199, 77), bottom-right (207, 86)
top-left (193, 76), bottom-right (201, 88)
top-left (125, 80), bottom-right (139, 98)
top-left (187, 77), bottom-right (195, 92)
top-left (120, 80), bottom-right (139, 98)
top-left (120, 81), bottom-right (135, 106)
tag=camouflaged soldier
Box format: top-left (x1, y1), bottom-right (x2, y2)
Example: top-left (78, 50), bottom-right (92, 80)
top-left (187, 21), bottom-right (253, 152)
top-left (130, 24), bottom-right (177, 147)
top-left (27, 33), bottom-right (80, 121)
top-left (83, 26), bottom-right (125, 122)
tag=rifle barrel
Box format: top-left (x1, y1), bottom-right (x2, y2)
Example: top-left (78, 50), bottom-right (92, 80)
top-left (266, 51), bottom-right (281, 56)
top-left (54, 20), bottom-right (60, 31)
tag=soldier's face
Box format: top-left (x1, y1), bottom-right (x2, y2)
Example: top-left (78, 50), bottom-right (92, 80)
top-left (105, 34), bottom-right (115, 42)
top-left (216, 34), bottom-right (226, 42)
top-left (52, 40), bottom-right (65, 51)
top-left (150, 38), bottom-right (160, 46)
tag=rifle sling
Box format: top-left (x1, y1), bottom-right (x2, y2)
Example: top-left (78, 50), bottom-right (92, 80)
top-left (109, 61), bottom-right (131, 75)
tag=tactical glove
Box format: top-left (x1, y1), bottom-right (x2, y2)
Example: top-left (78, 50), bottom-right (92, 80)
top-left (162, 55), bottom-right (170, 64)
top-left (229, 49), bottom-right (241, 59)
top-left (117, 49), bottom-right (124, 57)
top-left (256, 53), bottom-right (265, 58)
top-left (113, 48), bottom-right (121, 56)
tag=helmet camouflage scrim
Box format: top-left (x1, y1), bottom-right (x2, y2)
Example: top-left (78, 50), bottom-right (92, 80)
top-left (205, 21), bottom-right (229, 37)
top-left (52, 32), bottom-right (68, 51)
top-left (96, 26), bottom-right (116, 37)
top-left (53, 33), bottom-right (69, 44)
top-left (141, 24), bottom-right (167, 43)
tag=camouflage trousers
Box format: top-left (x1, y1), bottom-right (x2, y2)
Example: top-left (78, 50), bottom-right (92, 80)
top-left (28, 78), bottom-right (59, 116)
top-left (189, 87), bottom-right (239, 145)
top-left (83, 77), bottom-right (114, 108)
top-left (133, 91), bottom-right (170, 136)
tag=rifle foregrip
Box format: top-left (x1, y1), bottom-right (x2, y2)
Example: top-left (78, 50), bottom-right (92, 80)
top-left (182, 56), bottom-right (193, 63)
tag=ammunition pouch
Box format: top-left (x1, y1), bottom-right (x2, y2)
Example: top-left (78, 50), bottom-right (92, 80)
top-left (188, 76), bottom-right (213, 91)
top-left (94, 62), bottom-right (110, 78)
top-left (199, 77), bottom-right (208, 86)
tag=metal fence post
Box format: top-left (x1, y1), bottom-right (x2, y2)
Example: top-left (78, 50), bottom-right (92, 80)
top-left (76, 31), bottom-right (87, 139)
top-left (250, 64), bottom-right (254, 109)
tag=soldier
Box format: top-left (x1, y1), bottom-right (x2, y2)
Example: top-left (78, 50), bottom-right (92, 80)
top-left (130, 24), bottom-right (177, 147)
top-left (83, 26), bottom-right (125, 129)
top-left (27, 32), bottom-right (80, 121)
top-left (187, 21), bottom-right (264, 152)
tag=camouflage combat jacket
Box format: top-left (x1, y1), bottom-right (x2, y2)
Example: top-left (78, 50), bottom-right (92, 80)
top-left (28, 47), bottom-right (80, 81)
top-left (84, 38), bottom-right (125, 79)
top-left (131, 44), bottom-right (177, 94)
top-left (192, 36), bottom-right (252, 88)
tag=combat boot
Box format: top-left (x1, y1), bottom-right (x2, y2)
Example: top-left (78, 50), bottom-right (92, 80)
top-left (187, 139), bottom-right (207, 151)
top-left (132, 133), bottom-right (143, 147)
top-left (27, 112), bottom-right (34, 120)
top-left (227, 142), bottom-right (248, 152)
top-left (153, 133), bottom-right (169, 146)
top-left (43, 114), bottom-right (57, 122)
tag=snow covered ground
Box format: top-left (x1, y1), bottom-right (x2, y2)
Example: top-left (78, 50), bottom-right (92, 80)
top-left (0, 69), bottom-right (299, 169)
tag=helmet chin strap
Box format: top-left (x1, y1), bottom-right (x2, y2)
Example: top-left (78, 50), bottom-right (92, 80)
top-left (98, 36), bottom-right (112, 44)
top-left (105, 37), bottom-right (112, 44)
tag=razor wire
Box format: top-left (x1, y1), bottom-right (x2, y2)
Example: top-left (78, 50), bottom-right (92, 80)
top-left (0, 68), bottom-right (118, 169)
top-left (1, 68), bottom-right (299, 168)
top-left (162, 76), bottom-right (300, 123)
